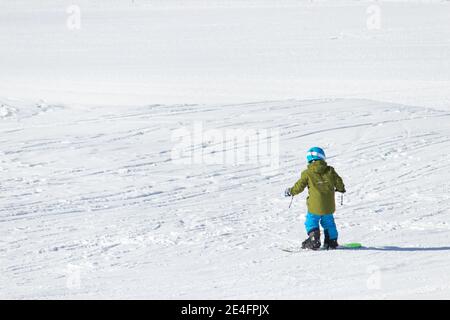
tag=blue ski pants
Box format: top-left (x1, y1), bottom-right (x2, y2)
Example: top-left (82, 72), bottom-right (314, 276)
top-left (305, 212), bottom-right (338, 240)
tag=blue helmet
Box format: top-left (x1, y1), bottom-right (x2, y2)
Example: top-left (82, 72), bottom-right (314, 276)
top-left (306, 147), bottom-right (326, 163)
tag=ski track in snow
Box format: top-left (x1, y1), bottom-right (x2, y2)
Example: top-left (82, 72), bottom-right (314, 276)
top-left (1, 98), bottom-right (450, 299)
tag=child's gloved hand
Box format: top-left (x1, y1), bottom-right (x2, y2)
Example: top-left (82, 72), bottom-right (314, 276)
top-left (285, 188), bottom-right (292, 197)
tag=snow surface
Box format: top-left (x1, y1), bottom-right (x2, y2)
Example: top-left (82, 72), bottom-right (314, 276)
top-left (1, 0), bottom-right (450, 299)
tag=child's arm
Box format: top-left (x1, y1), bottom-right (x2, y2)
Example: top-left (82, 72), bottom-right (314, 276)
top-left (290, 171), bottom-right (309, 196)
top-left (332, 169), bottom-right (346, 193)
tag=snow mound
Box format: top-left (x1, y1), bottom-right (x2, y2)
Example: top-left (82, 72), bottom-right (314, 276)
top-left (0, 104), bottom-right (17, 118)
top-left (0, 100), bottom-right (65, 121)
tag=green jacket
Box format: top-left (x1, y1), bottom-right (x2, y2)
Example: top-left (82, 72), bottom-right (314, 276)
top-left (290, 160), bottom-right (345, 215)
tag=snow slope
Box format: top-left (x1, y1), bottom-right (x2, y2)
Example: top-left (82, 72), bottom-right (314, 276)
top-left (1, 98), bottom-right (450, 299)
top-left (1, 0), bottom-right (450, 107)
top-left (1, 0), bottom-right (450, 299)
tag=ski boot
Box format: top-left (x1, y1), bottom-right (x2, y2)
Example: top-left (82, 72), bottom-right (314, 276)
top-left (301, 229), bottom-right (321, 250)
top-left (323, 230), bottom-right (339, 250)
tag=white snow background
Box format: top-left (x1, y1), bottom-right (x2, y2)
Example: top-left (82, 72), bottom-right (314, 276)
top-left (1, 0), bottom-right (450, 299)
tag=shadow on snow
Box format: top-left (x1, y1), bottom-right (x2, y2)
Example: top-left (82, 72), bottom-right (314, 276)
top-left (356, 246), bottom-right (450, 252)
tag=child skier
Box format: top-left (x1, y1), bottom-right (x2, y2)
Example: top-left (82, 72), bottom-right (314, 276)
top-left (285, 147), bottom-right (346, 250)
